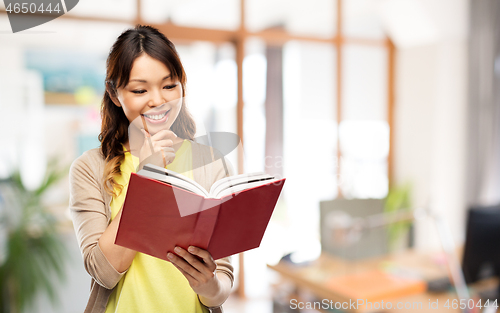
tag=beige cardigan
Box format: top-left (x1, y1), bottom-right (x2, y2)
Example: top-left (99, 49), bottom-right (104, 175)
top-left (69, 141), bottom-right (234, 313)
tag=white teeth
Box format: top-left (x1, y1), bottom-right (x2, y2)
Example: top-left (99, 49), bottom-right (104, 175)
top-left (144, 111), bottom-right (168, 120)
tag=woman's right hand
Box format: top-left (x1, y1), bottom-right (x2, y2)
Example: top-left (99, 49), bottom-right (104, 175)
top-left (139, 129), bottom-right (177, 167)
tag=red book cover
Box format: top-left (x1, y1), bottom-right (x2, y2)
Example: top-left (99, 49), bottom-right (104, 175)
top-left (115, 172), bottom-right (285, 261)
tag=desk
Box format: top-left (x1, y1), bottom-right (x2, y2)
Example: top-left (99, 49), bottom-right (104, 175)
top-left (267, 251), bottom-right (498, 313)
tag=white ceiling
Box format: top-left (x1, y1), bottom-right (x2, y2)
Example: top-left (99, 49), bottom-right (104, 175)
top-left (0, 0), bottom-right (468, 48)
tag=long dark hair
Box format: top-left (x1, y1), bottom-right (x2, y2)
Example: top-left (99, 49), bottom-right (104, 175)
top-left (99, 25), bottom-right (196, 196)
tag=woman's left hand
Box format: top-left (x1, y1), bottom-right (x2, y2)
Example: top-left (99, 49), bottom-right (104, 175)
top-left (168, 246), bottom-right (221, 299)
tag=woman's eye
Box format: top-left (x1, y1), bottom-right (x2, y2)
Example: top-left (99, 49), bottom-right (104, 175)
top-left (164, 84), bottom-right (177, 90)
top-left (132, 90), bottom-right (146, 94)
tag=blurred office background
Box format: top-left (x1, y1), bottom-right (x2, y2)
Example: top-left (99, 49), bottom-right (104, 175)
top-left (1, 0), bottom-right (499, 312)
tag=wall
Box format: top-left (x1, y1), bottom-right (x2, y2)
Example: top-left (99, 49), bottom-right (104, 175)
top-left (392, 0), bottom-right (469, 249)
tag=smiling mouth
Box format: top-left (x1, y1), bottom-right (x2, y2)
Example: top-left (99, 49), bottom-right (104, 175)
top-left (142, 110), bottom-right (169, 120)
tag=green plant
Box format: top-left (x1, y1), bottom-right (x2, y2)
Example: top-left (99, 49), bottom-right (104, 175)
top-left (0, 158), bottom-right (69, 313)
top-left (384, 183), bottom-right (412, 252)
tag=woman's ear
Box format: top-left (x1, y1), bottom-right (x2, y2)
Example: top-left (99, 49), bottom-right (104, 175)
top-left (106, 82), bottom-right (121, 108)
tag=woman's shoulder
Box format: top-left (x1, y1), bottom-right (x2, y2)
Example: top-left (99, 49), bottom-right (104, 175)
top-left (69, 147), bottom-right (106, 179)
top-left (189, 139), bottom-right (207, 150)
top-left (189, 139), bottom-right (224, 159)
top-left (189, 139), bottom-right (235, 179)
top-left (71, 147), bottom-right (105, 166)
top-left (69, 147), bottom-right (113, 212)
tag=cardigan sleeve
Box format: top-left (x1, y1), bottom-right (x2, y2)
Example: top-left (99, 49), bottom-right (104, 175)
top-left (69, 153), bottom-right (127, 289)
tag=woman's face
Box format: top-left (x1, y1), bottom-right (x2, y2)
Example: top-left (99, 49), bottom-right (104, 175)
top-left (110, 53), bottom-right (183, 135)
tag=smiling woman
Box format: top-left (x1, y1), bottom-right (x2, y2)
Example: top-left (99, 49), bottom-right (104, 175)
top-left (107, 53), bottom-right (185, 160)
top-left (109, 55), bottom-right (183, 136)
top-left (68, 25), bottom-right (234, 313)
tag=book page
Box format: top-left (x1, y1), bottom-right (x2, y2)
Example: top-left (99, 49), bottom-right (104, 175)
top-left (137, 168), bottom-right (210, 198)
top-left (209, 172), bottom-right (273, 196)
top-left (143, 164), bottom-right (194, 183)
top-left (214, 178), bottom-right (280, 198)
top-left (142, 164), bottom-right (209, 195)
top-left (141, 164), bottom-right (276, 200)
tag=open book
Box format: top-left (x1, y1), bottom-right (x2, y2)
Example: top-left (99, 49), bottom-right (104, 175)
top-left (116, 163), bottom-right (286, 261)
top-left (138, 163), bottom-right (278, 199)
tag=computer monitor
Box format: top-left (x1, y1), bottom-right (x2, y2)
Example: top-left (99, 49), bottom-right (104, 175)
top-left (462, 204), bottom-right (500, 287)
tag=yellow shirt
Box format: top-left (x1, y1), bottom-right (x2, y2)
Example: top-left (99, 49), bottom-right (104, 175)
top-left (105, 140), bottom-right (208, 313)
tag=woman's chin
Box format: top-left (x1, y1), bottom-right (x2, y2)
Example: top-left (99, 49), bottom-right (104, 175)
top-left (147, 120), bottom-right (172, 135)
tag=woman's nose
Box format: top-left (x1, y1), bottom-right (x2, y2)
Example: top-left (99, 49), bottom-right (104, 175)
top-left (148, 89), bottom-right (165, 107)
